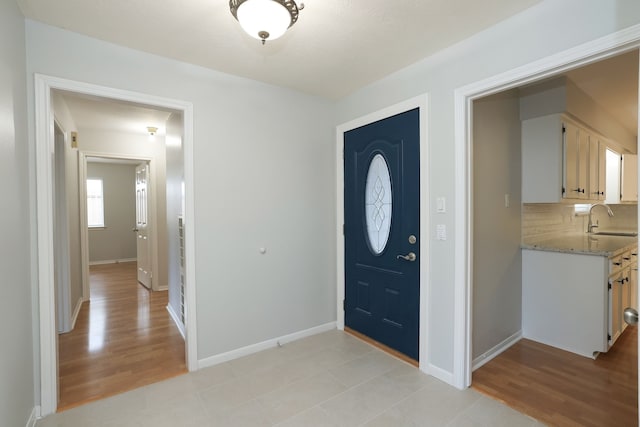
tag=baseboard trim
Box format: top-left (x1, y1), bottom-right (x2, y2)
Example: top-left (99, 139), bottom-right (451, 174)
top-left (472, 330), bottom-right (522, 371)
top-left (70, 297), bottom-right (83, 330)
top-left (166, 304), bottom-right (185, 339)
top-left (26, 406), bottom-right (39, 427)
top-left (424, 363), bottom-right (455, 386)
top-left (198, 321), bottom-right (337, 369)
top-left (89, 258), bottom-right (136, 266)
top-left (156, 285), bottom-right (168, 291)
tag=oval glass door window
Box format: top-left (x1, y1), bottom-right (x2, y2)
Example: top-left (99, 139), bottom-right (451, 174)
top-left (365, 153), bottom-right (392, 254)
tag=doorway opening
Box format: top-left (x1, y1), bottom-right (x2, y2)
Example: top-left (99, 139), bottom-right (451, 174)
top-left (35, 75), bottom-right (198, 417)
top-left (461, 38), bottom-right (639, 425)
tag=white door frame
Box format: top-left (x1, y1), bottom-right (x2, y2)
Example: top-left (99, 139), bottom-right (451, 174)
top-left (35, 74), bottom-right (198, 416)
top-left (453, 25), bottom-right (640, 388)
top-left (79, 152), bottom-right (154, 300)
top-left (53, 120), bottom-right (72, 333)
top-left (335, 95), bottom-right (436, 378)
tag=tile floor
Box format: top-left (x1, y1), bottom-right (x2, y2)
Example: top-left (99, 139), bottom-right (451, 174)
top-left (37, 330), bottom-right (545, 427)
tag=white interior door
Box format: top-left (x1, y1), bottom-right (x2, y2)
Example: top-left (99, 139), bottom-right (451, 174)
top-left (135, 162), bottom-right (151, 288)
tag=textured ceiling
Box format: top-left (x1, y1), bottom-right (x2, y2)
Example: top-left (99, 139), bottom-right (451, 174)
top-left (18, 0), bottom-right (542, 99)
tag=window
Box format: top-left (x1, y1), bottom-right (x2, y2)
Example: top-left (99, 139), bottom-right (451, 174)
top-left (87, 178), bottom-right (105, 228)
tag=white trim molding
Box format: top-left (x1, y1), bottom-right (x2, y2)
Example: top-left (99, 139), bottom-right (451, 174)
top-left (25, 406), bottom-right (39, 427)
top-left (167, 304), bottom-right (185, 339)
top-left (198, 322), bottom-right (337, 369)
top-left (453, 24), bottom-right (640, 389)
top-left (34, 74), bottom-right (198, 416)
top-left (70, 297), bottom-right (83, 331)
top-left (335, 94), bottom-right (431, 376)
top-left (472, 331), bottom-right (522, 371)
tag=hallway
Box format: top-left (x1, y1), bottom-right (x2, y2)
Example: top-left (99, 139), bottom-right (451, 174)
top-left (57, 262), bottom-right (186, 410)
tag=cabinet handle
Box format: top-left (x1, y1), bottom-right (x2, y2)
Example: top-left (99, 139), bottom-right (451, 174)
top-left (632, 253), bottom-right (637, 257)
top-left (613, 262), bottom-right (622, 266)
top-left (624, 257), bottom-right (631, 261)
top-left (617, 278), bottom-right (627, 284)
top-left (572, 188), bottom-right (585, 194)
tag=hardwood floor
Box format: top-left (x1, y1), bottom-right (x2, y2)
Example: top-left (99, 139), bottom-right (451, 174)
top-left (57, 262), bottom-right (186, 411)
top-left (473, 329), bottom-right (638, 427)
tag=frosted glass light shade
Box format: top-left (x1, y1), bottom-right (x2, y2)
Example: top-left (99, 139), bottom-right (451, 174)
top-left (236, 0), bottom-right (292, 41)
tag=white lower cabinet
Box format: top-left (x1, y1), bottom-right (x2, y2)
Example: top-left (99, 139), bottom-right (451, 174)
top-left (522, 246), bottom-right (637, 358)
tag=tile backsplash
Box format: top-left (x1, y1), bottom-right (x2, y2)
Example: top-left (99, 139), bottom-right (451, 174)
top-left (522, 203), bottom-right (638, 241)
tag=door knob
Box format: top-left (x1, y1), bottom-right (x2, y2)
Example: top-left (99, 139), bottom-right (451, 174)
top-left (624, 307), bottom-right (638, 326)
top-left (397, 252), bottom-right (417, 262)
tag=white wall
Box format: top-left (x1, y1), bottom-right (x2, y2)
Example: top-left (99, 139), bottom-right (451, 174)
top-left (0, 1), bottom-right (35, 425)
top-left (25, 20), bottom-right (336, 363)
top-left (165, 113), bottom-right (184, 325)
top-left (87, 162), bottom-right (137, 263)
top-left (335, 0), bottom-right (640, 375)
top-left (472, 90), bottom-right (522, 360)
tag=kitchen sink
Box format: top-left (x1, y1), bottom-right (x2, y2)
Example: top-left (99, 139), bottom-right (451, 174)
top-left (591, 231), bottom-right (638, 237)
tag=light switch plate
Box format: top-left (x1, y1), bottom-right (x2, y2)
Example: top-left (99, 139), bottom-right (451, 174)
top-left (436, 197), bottom-right (446, 213)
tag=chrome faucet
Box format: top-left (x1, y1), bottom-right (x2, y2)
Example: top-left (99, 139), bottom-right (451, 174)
top-left (587, 203), bottom-right (614, 233)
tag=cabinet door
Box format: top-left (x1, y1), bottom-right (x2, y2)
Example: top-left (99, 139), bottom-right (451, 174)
top-left (577, 129), bottom-right (590, 200)
top-left (621, 267), bottom-right (632, 334)
top-left (609, 272), bottom-right (623, 345)
top-left (589, 137), bottom-right (606, 201)
top-left (621, 154), bottom-right (638, 202)
top-left (563, 122), bottom-right (582, 199)
top-left (630, 261), bottom-right (638, 311)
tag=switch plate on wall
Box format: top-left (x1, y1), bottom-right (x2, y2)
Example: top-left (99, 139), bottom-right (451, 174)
top-left (436, 197), bottom-right (446, 213)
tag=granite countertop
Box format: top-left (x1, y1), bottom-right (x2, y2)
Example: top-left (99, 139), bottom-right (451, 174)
top-left (522, 233), bottom-right (638, 257)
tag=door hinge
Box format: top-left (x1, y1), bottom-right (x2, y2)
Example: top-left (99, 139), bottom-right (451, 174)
top-left (562, 125), bottom-right (566, 134)
top-left (562, 187), bottom-right (565, 195)
top-left (608, 281), bottom-right (612, 290)
top-left (608, 334), bottom-right (611, 341)
top-left (342, 224), bottom-right (345, 235)
top-left (343, 299), bottom-right (345, 311)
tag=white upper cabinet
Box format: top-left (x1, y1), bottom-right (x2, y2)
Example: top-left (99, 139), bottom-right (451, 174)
top-left (522, 114), bottom-right (609, 203)
top-left (621, 154), bottom-right (638, 202)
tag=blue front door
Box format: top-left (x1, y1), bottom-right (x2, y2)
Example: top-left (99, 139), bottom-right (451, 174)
top-left (344, 108), bottom-right (420, 361)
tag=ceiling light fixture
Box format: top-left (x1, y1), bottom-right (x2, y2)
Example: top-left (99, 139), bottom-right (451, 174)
top-left (147, 126), bottom-right (158, 136)
top-left (229, 0), bottom-right (304, 45)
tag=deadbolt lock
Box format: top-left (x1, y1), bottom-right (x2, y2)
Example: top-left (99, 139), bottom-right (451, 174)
top-left (408, 235), bottom-right (417, 244)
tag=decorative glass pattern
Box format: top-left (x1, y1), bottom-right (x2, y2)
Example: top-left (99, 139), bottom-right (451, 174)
top-left (365, 154), bottom-right (392, 254)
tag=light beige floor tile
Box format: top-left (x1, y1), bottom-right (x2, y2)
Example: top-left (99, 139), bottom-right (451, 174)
top-left (138, 393), bottom-right (211, 427)
top-left (383, 363), bottom-right (433, 392)
top-left (328, 349), bottom-right (406, 388)
top-left (364, 380), bottom-right (481, 427)
top-left (321, 373), bottom-right (418, 426)
top-left (188, 363), bottom-right (236, 391)
top-left (198, 376), bottom-right (260, 418)
top-left (447, 395), bottom-right (539, 427)
top-left (274, 406), bottom-right (341, 427)
top-left (258, 372), bottom-right (347, 423)
top-left (213, 399), bottom-right (274, 427)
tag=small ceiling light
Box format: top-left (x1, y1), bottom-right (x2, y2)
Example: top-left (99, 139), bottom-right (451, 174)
top-left (230, 0), bottom-right (303, 45)
top-left (147, 126), bottom-right (158, 136)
